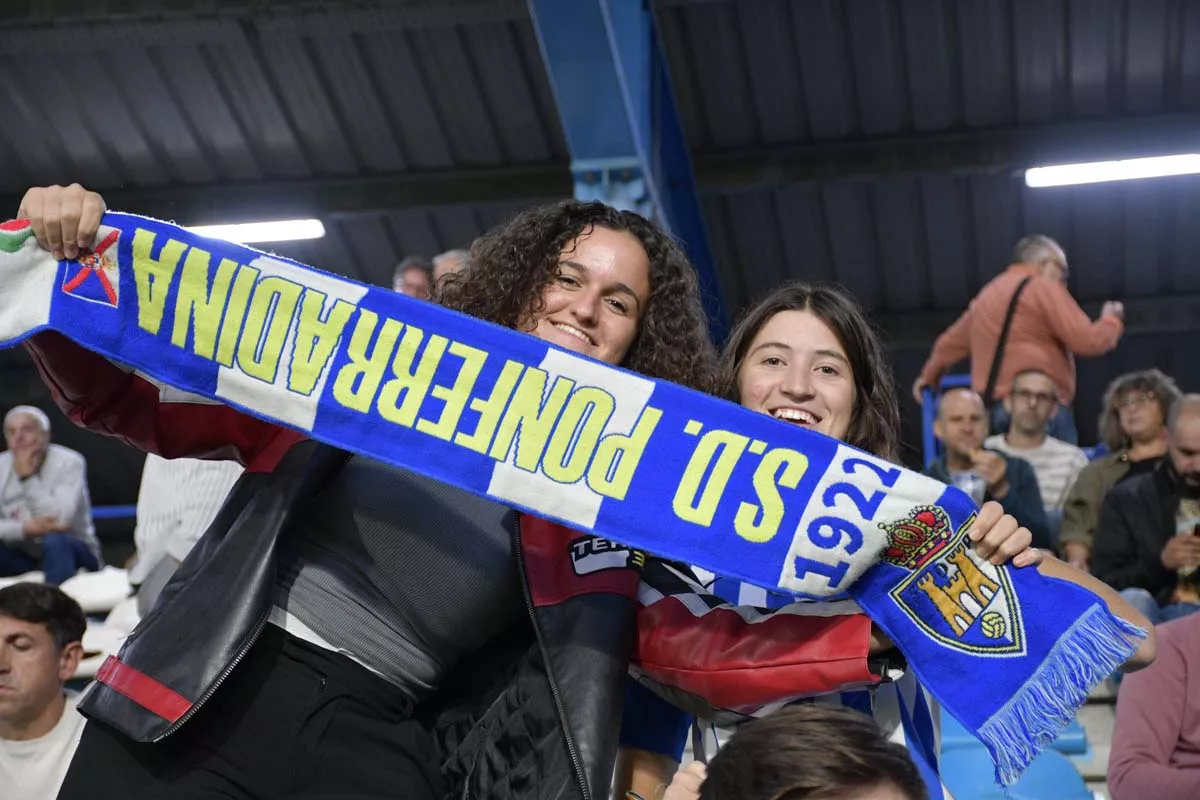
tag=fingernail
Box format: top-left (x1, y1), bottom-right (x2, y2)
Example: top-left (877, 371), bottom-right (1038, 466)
top-left (64, 245), bottom-right (77, 260)
top-left (52, 249), bottom-right (64, 261)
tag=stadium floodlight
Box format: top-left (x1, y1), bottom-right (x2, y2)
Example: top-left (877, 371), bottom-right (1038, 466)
top-left (186, 219), bottom-right (326, 244)
top-left (1025, 154), bottom-right (1200, 188)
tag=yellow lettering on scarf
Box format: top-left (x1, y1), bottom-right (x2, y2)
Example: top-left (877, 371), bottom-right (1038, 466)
top-left (170, 247), bottom-right (237, 359)
top-left (454, 361), bottom-right (524, 454)
top-left (734, 448), bottom-right (809, 543)
top-left (416, 341), bottom-right (488, 441)
top-left (542, 387), bottom-right (615, 484)
top-left (287, 290), bottom-right (356, 395)
top-left (489, 370), bottom-right (574, 471)
top-left (214, 265), bottom-right (260, 367)
top-left (586, 407), bottom-right (663, 501)
top-left (673, 428), bottom-right (750, 527)
top-left (377, 326), bottom-right (447, 427)
top-left (236, 276), bottom-right (303, 383)
top-left (131, 228), bottom-right (186, 336)
top-left (331, 310), bottom-right (403, 412)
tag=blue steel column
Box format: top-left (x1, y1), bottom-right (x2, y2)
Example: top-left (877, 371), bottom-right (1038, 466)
top-left (528, 0), bottom-right (728, 340)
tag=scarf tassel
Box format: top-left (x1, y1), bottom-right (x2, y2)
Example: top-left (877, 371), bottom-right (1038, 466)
top-left (975, 604), bottom-right (1146, 786)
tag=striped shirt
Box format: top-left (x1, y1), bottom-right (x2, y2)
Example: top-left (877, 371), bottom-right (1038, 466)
top-left (984, 435), bottom-right (1089, 512)
top-left (129, 454), bottom-right (243, 584)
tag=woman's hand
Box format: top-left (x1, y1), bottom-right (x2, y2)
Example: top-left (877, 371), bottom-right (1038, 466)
top-left (968, 501), bottom-right (1041, 567)
top-left (17, 183), bottom-right (106, 262)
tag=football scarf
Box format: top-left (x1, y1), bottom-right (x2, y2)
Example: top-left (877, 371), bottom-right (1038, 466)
top-left (0, 213), bottom-right (1143, 785)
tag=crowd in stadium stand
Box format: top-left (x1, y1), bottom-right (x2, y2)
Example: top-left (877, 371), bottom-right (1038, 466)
top-left (0, 185), bottom-right (1192, 799)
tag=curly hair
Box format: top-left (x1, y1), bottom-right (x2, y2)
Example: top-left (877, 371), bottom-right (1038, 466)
top-left (436, 200), bottom-right (715, 392)
top-left (716, 282), bottom-right (901, 461)
top-left (1098, 368), bottom-right (1181, 451)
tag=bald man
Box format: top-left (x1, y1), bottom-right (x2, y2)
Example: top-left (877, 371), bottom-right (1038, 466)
top-left (1094, 395), bottom-right (1200, 626)
top-left (914, 234), bottom-right (1125, 445)
top-left (924, 388), bottom-right (1053, 549)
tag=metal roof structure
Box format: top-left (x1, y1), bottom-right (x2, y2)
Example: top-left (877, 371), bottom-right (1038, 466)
top-left (1, 0), bottom-right (1197, 455)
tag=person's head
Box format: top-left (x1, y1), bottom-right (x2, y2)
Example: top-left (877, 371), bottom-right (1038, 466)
top-left (3, 406), bottom-right (50, 458)
top-left (717, 282), bottom-right (900, 460)
top-left (438, 200), bottom-right (714, 389)
top-left (1099, 369), bottom-right (1180, 451)
top-left (1168, 395), bottom-right (1200, 492)
top-left (432, 248), bottom-right (469, 285)
top-left (934, 388), bottom-right (988, 461)
top-left (699, 705), bottom-right (927, 800)
top-left (393, 256), bottom-right (432, 300)
top-left (0, 583), bottom-right (85, 739)
top-left (1002, 369), bottom-right (1059, 440)
top-left (1012, 234), bottom-right (1069, 285)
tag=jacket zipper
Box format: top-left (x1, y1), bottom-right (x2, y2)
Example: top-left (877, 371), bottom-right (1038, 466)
top-left (512, 516), bottom-right (591, 800)
top-left (152, 610), bottom-right (270, 741)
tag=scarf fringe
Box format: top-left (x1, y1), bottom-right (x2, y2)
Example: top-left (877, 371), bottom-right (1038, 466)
top-left (975, 604), bottom-right (1146, 786)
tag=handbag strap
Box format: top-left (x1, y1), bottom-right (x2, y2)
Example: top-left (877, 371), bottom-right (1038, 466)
top-left (982, 276), bottom-right (1034, 405)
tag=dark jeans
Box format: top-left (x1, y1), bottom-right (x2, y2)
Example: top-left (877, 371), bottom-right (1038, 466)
top-left (991, 403), bottom-right (1078, 445)
top-left (0, 533), bottom-right (99, 585)
top-left (57, 625), bottom-right (442, 799)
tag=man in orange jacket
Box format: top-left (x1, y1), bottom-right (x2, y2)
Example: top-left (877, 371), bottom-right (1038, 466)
top-left (913, 234), bottom-right (1125, 444)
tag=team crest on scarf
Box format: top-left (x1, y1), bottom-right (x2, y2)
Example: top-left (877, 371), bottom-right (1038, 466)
top-left (61, 229), bottom-right (121, 307)
top-left (881, 506), bottom-right (1026, 656)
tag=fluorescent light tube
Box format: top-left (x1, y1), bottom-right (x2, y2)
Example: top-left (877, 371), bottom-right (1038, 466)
top-left (186, 219), bottom-right (326, 244)
top-left (1025, 154), bottom-right (1200, 188)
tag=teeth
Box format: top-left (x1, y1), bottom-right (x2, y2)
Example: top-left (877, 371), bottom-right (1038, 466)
top-left (553, 323), bottom-right (592, 345)
top-left (773, 408), bottom-right (818, 424)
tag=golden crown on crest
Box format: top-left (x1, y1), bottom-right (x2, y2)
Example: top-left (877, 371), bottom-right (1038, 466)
top-left (879, 505), bottom-right (955, 571)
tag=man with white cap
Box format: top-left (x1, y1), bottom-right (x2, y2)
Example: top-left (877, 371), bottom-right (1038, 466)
top-left (0, 407), bottom-right (99, 585)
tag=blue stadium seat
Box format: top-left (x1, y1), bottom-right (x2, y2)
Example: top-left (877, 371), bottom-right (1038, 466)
top-left (941, 746), bottom-right (1092, 800)
top-left (940, 709), bottom-right (1089, 757)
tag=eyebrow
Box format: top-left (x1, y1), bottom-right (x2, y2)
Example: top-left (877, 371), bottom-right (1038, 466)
top-left (747, 341), bottom-right (849, 366)
top-left (560, 260), bottom-right (643, 312)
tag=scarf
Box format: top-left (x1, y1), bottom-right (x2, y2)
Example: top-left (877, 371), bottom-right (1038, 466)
top-left (0, 213), bottom-right (1143, 785)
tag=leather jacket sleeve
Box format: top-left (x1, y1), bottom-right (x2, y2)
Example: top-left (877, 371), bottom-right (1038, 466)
top-left (24, 331), bottom-right (300, 471)
top-left (632, 559), bottom-right (881, 715)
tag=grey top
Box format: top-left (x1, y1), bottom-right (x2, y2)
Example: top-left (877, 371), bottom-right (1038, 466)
top-left (274, 454), bottom-right (523, 700)
top-left (0, 444), bottom-right (99, 561)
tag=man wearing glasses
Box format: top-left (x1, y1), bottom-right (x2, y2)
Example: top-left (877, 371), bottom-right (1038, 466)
top-left (913, 234), bottom-right (1125, 444)
top-left (985, 370), bottom-right (1090, 548)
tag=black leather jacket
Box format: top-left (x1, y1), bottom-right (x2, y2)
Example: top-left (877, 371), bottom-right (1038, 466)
top-left (83, 440), bottom-right (634, 800)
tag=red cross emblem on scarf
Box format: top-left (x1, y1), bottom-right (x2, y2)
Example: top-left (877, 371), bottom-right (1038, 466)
top-left (61, 230), bottom-right (121, 307)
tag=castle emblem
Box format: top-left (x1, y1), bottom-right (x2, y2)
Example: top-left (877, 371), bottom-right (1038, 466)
top-left (879, 506), bottom-right (1025, 656)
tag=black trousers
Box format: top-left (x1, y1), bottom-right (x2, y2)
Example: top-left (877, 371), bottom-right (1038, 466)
top-left (58, 625), bottom-right (443, 799)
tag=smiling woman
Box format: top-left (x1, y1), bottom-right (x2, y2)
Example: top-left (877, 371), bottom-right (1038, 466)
top-left (717, 282), bottom-right (900, 461)
top-left (439, 200), bottom-right (715, 393)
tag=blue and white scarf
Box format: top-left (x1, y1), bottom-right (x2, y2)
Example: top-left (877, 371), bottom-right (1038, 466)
top-left (0, 213), bottom-right (1143, 785)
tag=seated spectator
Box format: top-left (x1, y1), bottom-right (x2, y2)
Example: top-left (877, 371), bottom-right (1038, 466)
top-left (392, 255), bottom-right (432, 300)
top-left (661, 706), bottom-right (927, 800)
top-left (1108, 613), bottom-right (1200, 799)
top-left (0, 407), bottom-right (99, 586)
top-left (925, 388), bottom-right (1052, 549)
top-left (1094, 394), bottom-right (1200, 625)
top-left (0, 582), bottom-right (87, 800)
top-left (913, 234), bottom-right (1125, 445)
top-left (432, 248), bottom-right (469, 287)
top-left (129, 453), bottom-right (243, 615)
top-left (985, 369), bottom-right (1089, 544)
top-left (1061, 369), bottom-right (1179, 570)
